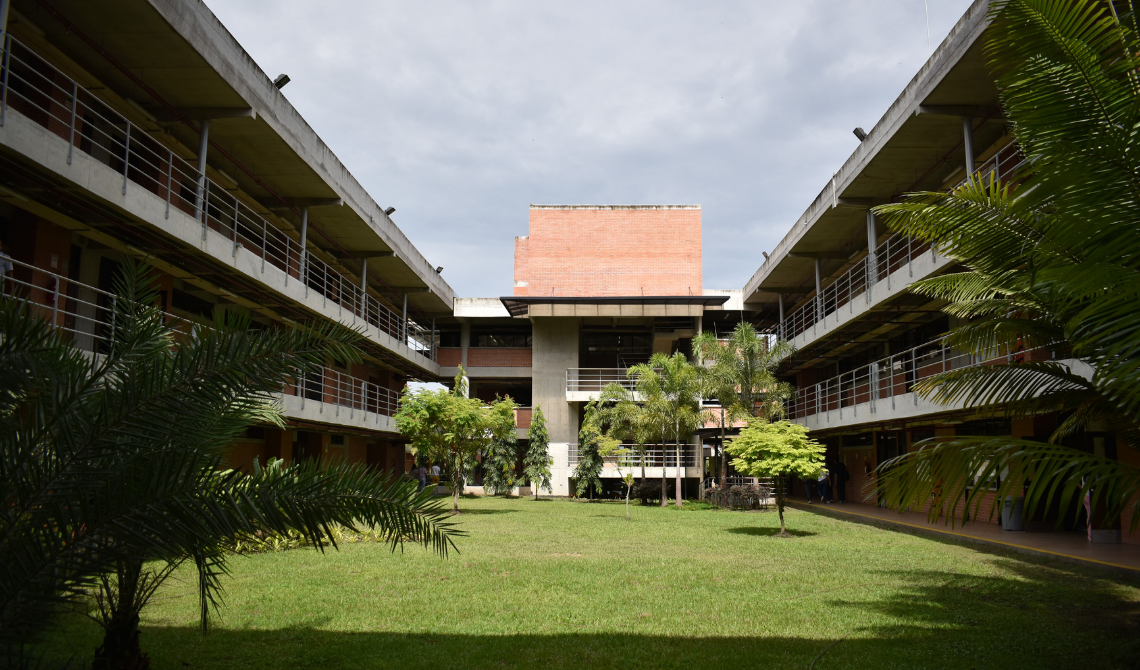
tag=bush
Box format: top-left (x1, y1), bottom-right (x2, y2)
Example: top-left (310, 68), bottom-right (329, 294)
top-left (706, 484), bottom-right (771, 511)
top-left (631, 480), bottom-right (662, 505)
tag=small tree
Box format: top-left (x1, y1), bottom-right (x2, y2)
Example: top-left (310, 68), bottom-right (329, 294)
top-left (572, 401), bottom-right (605, 500)
top-left (524, 405), bottom-right (553, 500)
top-left (726, 420), bottom-right (825, 536)
top-left (481, 396), bottom-right (521, 496)
top-left (600, 439), bottom-right (635, 520)
top-left (395, 366), bottom-right (511, 513)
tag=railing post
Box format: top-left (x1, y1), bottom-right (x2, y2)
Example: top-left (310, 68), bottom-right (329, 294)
top-left (195, 119), bottom-right (210, 223)
top-left (50, 277), bottom-right (59, 329)
top-left (109, 294), bottom-right (116, 351)
top-left (66, 81), bottom-right (77, 165)
top-left (260, 214), bottom-right (267, 273)
top-left (298, 206), bottom-right (309, 296)
top-left (1, 33), bottom-right (11, 127)
top-left (201, 178), bottom-right (209, 241)
top-left (121, 121), bottom-right (131, 195)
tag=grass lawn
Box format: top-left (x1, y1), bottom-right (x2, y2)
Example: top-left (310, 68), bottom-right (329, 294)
top-left (47, 496), bottom-right (1139, 669)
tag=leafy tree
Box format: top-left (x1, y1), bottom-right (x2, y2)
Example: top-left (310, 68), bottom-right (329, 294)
top-left (600, 439), bottom-right (635, 520)
top-left (395, 366), bottom-right (515, 513)
top-left (572, 401), bottom-right (605, 500)
top-left (481, 396), bottom-right (521, 496)
top-left (693, 323), bottom-right (793, 490)
top-left (870, 0), bottom-right (1140, 529)
top-left (726, 421), bottom-right (825, 536)
top-left (598, 382), bottom-right (655, 484)
top-left (0, 262), bottom-right (458, 667)
top-left (524, 404), bottom-right (553, 499)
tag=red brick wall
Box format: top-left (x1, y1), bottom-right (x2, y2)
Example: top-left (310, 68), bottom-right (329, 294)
top-left (437, 348), bottom-right (461, 366)
top-left (515, 205), bottom-right (702, 297)
top-left (468, 347), bottom-right (532, 367)
top-left (514, 236), bottom-right (530, 296)
top-left (516, 408), bottom-right (532, 430)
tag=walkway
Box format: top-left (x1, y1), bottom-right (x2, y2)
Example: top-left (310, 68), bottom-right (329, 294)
top-left (789, 499), bottom-right (1140, 573)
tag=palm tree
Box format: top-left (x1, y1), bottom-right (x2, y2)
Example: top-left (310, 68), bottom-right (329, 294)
top-left (871, 0), bottom-right (1140, 531)
top-left (627, 352), bottom-right (708, 508)
top-left (0, 261), bottom-right (459, 667)
top-left (693, 323), bottom-right (794, 489)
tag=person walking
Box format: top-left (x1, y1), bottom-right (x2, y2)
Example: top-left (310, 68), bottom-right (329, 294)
top-left (416, 462), bottom-right (427, 492)
top-left (803, 475), bottom-right (815, 504)
top-left (834, 460), bottom-right (850, 503)
top-left (817, 467), bottom-right (831, 503)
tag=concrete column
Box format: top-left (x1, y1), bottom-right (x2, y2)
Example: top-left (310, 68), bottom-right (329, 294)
top-left (195, 119), bottom-right (210, 222)
top-left (532, 317), bottom-right (580, 496)
top-left (460, 321), bottom-right (470, 369)
top-left (962, 117), bottom-right (974, 175)
top-left (401, 293), bottom-right (408, 343)
top-left (866, 209), bottom-right (878, 284)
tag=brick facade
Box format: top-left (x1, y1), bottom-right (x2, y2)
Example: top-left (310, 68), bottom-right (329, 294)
top-left (467, 347), bottom-right (532, 368)
top-left (514, 205), bottom-right (702, 297)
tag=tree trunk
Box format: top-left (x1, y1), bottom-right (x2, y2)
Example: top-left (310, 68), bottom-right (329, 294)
top-left (625, 484), bottom-right (631, 521)
top-left (719, 411), bottom-right (728, 489)
top-left (453, 475), bottom-right (461, 513)
top-left (674, 419), bottom-right (682, 509)
top-left (777, 475), bottom-right (787, 536)
top-left (93, 561), bottom-right (150, 670)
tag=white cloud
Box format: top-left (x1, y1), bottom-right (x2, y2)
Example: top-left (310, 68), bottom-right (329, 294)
top-left (206, 0), bottom-right (976, 296)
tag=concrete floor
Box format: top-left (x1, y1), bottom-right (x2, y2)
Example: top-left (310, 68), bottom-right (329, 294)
top-left (790, 498), bottom-right (1140, 573)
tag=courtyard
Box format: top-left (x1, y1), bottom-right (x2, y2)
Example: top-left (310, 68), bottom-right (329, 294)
top-left (49, 498), bottom-right (1140, 669)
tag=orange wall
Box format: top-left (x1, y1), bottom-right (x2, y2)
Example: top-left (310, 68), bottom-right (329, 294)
top-left (515, 205), bottom-right (702, 297)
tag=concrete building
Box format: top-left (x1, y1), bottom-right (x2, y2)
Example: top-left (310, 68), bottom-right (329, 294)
top-left (0, 0), bottom-right (451, 475)
top-left (4, 0), bottom-right (1134, 546)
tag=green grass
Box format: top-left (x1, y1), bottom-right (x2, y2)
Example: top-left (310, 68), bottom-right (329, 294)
top-left (46, 497), bottom-right (1139, 669)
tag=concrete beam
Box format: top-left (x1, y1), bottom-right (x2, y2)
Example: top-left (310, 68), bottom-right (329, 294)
top-left (154, 107), bottom-right (257, 122)
top-left (257, 197), bottom-right (344, 209)
top-left (789, 251), bottom-right (849, 260)
top-left (915, 104), bottom-right (997, 118)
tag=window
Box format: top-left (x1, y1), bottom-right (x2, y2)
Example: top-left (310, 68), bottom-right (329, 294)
top-left (472, 330), bottom-right (532, 348)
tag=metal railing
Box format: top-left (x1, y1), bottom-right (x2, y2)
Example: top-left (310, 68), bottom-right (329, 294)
top-left (0, 34), bottom-right (434, 361)
top-left (566, 368), bottom-right (638, 394)
top-left (778, 142), bottom-right (1027, 343)
top-left (284, 366), bottom-right (401, 419)
top-left (779, 234), bottom-right (931, 341)
top-left (787, 337), bottom-right (1056, 421)
top-left (567, 444), bottom-right (698, 468)
top-left (4, 255), bottom-right (404, 421)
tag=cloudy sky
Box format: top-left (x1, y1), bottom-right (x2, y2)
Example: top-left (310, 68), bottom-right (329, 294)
top-left (208, 0), bottom-right (976, 298)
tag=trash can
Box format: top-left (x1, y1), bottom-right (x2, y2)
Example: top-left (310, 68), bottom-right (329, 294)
top-left (1001, 496), bottom-right (1025, 531)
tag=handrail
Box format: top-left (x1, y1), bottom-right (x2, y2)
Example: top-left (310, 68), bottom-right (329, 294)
top-left (777, 142), bottom-right (1026, 343)
top-left (787, 335), bottom-right (1057, 421)
top-left (4, 255), bottom-right (404, 419)
top-left (566, 368), bottom-right (638, 393)
top-left (0, 34), bottom-right (435, 361)
top-left (567, 443), bottom-right (698, 467)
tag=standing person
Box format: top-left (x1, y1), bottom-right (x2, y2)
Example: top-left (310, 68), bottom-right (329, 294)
top-left (803, 475), bottom-right (815, 504)
top-left (834, 460), bottom-right (850, 503)
top-left (416, 462), bottom-right (427, 492)
top-left (431, 462), bottom-right (441, 486)
top-left (817, 467), bottom-right (831, 503)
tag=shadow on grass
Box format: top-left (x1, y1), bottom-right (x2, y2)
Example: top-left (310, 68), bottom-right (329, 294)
top-left (453, 509), bottom-right (520, 515)
top-left (725, 526), bottom-right (817, 538)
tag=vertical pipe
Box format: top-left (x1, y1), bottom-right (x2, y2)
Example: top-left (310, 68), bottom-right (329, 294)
top-left (866, 209), bottom-right (878, 285)
top-left (51, 278), bottom-right (59, 328)
top-left (0, 0), bottom-right (10, 42)
top-left (164, 148), bottom-right (173, 219)
top-left (66, 82), bottom-right (77, 165)
top-left (231, 194), bottom-right (240, 257)
top-left (962, 116), bottom-right (974, 175)
top-left (430, 317), bottom-right (436, 361)
top-left (195, 119), bottom-right (210, 222)
top-left (778, 293), bottom-right (785, 341)
top-left (298, 206), bottom-right (309, 291)
top-left (359, 257), bottom-right (368, 319)
top-left (0, 33), bottom-right (11, 128)
top-left (121, 122), bottom-right (131, 195)
top-left (401, 292), bottom-right (408, 344)
top-left (814, 258), bottom-right (823, 323)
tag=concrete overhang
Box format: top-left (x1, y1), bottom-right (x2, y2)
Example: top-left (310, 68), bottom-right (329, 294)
top-left (742, 0), bottom-right (999, 309)
top-left (500, 295), bottom-right (730, 318)
top-left (10, 0), bottom-right (454, 317)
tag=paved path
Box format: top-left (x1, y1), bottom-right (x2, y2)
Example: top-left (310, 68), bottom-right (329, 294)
top-left (789, 499), bottom-right (1140, 573)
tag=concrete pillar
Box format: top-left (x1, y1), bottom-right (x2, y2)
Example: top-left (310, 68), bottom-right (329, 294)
top-left (460, 321), bottom-right (470, 369)
top-left (962, 117), bottom-right (974, 175)
top-left (195, 119), bottom-right (210, 222)
top-left (531, 317), bottom-right (580, 496)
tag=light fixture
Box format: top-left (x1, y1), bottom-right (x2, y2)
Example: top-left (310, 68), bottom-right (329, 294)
top-left (384, 207), bottom-right (396, 216)
top-left (274, 74), bottom-right (291, 89)
top-left (853, 127), bottom-right (867, 141)
top-left (761, 251), bottom-right (769, 261)
top-left (435, 266), bottom-right (443, 274)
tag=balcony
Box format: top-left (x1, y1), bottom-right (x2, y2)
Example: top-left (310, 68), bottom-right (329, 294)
top-left (778, 142), bottom-right (1026, 347)
top-left (567, 444), bottom-right (698, 469)
top-left (0, 34), bottom-right (435, 364)
top-left (565, 368), bottom-right (637, 401)
top-left (4, 255), bottom-right (403, 433)
top-left (787, 337), bottom-right (1066, 431)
